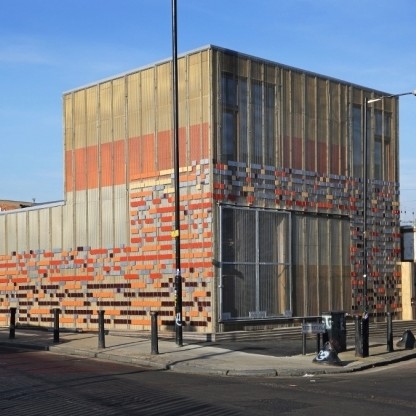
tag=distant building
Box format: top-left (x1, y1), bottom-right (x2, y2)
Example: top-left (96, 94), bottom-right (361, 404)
top-left (0, 46), bottom-right (402, 334)
top-left (401, 226), bottom-right (416, 319)
top-left (0, 200), bottom-right (36, 211)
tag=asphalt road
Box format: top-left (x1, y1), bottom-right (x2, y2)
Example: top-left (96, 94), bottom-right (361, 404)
top-left (1, 346), bottom-right (416, 415)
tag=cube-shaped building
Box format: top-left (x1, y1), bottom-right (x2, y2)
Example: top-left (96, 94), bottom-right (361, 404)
top-left (0, 45), bottom-right (401, 334)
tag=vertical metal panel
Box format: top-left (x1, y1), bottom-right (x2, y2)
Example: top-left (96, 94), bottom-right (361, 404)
top-left (101, 186), bottom-right (114, 247)
top-left (201, 50), bottom-right (211, 142)
top-left (6, 214), bottom-right (18, 251)
top-left (139, 68), bottom-right (156, 174)
top-left (64, 94), bottom-right (74, 151)
top-left (73, 89), bottom-right (86, 150)
top-left (114, 184), bottom-right (128, 246)
top-left (87, 188), bottom-right (100, 248)
top-left (156, 63), bottom-right (171, 127)
top-left (75, 191), bottom-right (88, 243)
top-left (305, 217), bottom-right (318, 315)
top-left (317, 78), bottom-right (328, 173)
top-left (38, 208), bottom-right (50, 250)
top-left (0, 215), bottom-right (5, 253)
top-left (305, 74), bottom-right (316, 172)
top-left (340, 83), bottom-right (348, 175)
top-left (188, 52), bottom-right (202, 125)
top-left (328, 81), bottom-right (341, 174)
top-left (99, 82), bottom-right (112, 144)
top-left (127, 72), bottom-right (140, 139)
top-left (27, 210), bottom-right (39, 249)
top-left (292, 214), bottom-right (351, 316)
top-left (318, 217), bottom-right (329, 312)
top-left (291, 70), bottom-right (303, 142)
top-left (50, 206), bottom-right (63, 250)
top-left (16, 212), bottom-right (28, 252)
top-left (282, 70), bottom-right (292, 166)
top-left (99, 82), bottom-right (114, 188)
top-left (62, 201), bottom-right (74, 249)
top-left (140, 68), bottom-right (156, 135)
top-left (127, 72), bottom-right (141, 181)
top-left (178, 56), bottom-right (187, 128)
top-left (113, 77), bottom-right (126, 140)
top-left (86, 86), bottom-right (98, 148)
top-left (292, 215), bottom-right (306, 316)
top-left (111, 77), bottom-right (127, 187)
top-left (156, 62), bottom-right (173, 171)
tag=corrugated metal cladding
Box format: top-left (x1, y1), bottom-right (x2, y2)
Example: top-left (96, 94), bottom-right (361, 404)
top-left (211, 47), bottom-right (401, 320)
top-left (0, 48), bottom-right (214, 333)
top-left (213, 49), bottom-right (398, 181)
top-left (0, 46), bottom-right (402, 334)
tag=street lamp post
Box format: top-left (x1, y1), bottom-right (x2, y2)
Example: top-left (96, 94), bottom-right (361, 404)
top-left (172, 0), bottom-right (183, 347)
top-left (358, 89), bottom-right (416, 358)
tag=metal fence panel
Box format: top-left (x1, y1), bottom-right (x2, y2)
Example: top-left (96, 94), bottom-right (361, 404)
top-left (220, 206), bottom-right (291, 320)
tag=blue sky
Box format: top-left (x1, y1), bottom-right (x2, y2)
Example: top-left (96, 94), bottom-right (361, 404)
top-left (1, 0), bottom-right (415, 223)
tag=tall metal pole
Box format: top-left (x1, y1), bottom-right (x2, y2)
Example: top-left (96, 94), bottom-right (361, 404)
top-left (363, 97), bottom-right (368, 318)
top-left (172, 0), bottom-right (183, 347)
top-left (360, 97), bottom-right (370, 358)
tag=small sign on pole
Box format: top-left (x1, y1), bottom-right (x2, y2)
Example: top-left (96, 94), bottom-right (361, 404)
top-left (302, 322), bottom-right (326, 334)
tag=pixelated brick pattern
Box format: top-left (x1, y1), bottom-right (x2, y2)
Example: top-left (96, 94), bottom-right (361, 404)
top-left (0, 159), bottom-right (214, 332)
top-left (213, 162), bottom-right (401, 315)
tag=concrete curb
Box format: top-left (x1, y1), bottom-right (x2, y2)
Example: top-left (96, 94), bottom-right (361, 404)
top-left (46, 346), bottom-right (416, 377)
top-left (2, 336), bottom-right (416, 378)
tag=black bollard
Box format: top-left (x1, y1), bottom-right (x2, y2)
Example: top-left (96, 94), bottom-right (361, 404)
top-left (9, 307), bottom-right (16, 339)
top-left (355, 314), bottom-right (369, 357)
top-left (302, 318), bottom-right (306, 355)
top-left (316, 318), bottom-right (322, 354)
top-left (316, 333), bottom-right (322, 354)
top-left (362, 315), bottom-right (369, 357)
top-left (387, 312), bottom-right (394, 352)
top-left (98, 310), bottom-right (105, 349)
top-left (151, 312), bottom-right (159, 355)
top-left (53, 308), bottom-right (60, 343)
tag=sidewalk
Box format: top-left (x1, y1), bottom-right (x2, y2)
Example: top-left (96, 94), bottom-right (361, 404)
top-left (1, 327), bottom-right (416, 377)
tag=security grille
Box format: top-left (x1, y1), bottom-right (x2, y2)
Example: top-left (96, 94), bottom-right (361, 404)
top-left (220, 206), bottom-right (291, 320)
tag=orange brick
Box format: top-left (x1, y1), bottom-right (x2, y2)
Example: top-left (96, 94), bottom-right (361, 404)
top-left (29, 308), bottom-right (50, 315)
top-left (193, 291), bottom-right (207, 297)
top-left (131, 319), bottom-right (151, 326)
top-left (142, 226), bottom-right (157, 234)
top-left (106, 310), bottom-right (121, 316)
top-left (130, 282), bottom-right (146, 289)
top-left (131, 300), bottom-right (161, 307)
top-left (93, 292), bottom-right (114, 298)
top-left (130, 190), bottom-right (153, 198)
top-left (61, 317), bottom-right (75, 324)
top-left (12, 276), bottom-right (28, 282)
top-left (62, 300), bottom-right (84, 307)
top-left (125, 273), bottom-right (139, 279)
